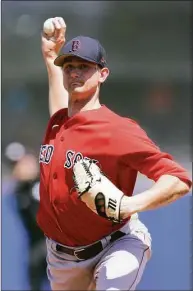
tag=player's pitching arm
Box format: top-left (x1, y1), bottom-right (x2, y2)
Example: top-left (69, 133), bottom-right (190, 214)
top-left (119, 123), bottom-right (192, 219)
top-left (41, 17), bottom-right (68, 116)
top-left (121, 175), bottom-right (191, 219)
top-left (73, 158), bottom-right (191, 222)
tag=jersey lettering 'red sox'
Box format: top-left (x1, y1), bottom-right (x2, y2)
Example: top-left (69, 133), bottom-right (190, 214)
top-left (64, 150), bottom-right (97, 169)
top-left (37, 106), bottom-right (191, 247)
top-left (39, 146), bottom-right (98, 169)
top-left (39, 145), bottom-right (54, 164)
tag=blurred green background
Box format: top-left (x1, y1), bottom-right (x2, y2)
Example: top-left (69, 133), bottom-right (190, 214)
top-left (2, 1), bottom-right (192, 290)
top-left (2, 1), bottom-right (192, 154)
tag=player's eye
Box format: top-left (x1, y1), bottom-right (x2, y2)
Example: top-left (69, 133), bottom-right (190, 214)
top-left (64, 64), bottom-right (73, 72)
top-left (79, 64), bottom-right (89, 70)
top-left (63, 63), bottom-right (92, 74)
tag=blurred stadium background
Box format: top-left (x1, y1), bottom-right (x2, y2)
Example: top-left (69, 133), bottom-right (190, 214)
top-left (2, 1), bottom-right (192, 290)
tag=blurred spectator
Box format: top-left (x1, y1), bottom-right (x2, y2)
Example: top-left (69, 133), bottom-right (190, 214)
top-left (3, 142), bottom-right (47, 291)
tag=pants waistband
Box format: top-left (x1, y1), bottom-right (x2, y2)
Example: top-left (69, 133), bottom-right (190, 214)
top-left (53, 230), bottom-right (126, 261)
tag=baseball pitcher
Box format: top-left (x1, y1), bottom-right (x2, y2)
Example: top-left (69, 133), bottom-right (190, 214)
top-left (37, 17), bottom-right (192, 290)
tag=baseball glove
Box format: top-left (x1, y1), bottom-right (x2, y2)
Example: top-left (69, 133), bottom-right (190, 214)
top-left (72, 158), bottom-right (124, 223)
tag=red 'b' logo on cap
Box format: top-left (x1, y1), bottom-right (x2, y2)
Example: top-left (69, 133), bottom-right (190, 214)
top-left (72, 40), bottom-right (80, 51)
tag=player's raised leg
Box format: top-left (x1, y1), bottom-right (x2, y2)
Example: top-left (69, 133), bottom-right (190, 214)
top-left (94, 220), bottom-right (151, 290)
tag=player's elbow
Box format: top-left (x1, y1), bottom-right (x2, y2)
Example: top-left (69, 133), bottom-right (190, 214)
top-left (160, 174), bottom-right (191, 197)
top-left (176, 177), bottom-right (191, 196)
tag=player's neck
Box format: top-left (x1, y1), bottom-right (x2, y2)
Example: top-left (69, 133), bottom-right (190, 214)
top-left (68, 95), bottom-right (101, 117)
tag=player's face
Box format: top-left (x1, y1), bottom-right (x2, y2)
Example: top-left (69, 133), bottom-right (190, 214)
top-left (62, 57), bottom-right (109, 100)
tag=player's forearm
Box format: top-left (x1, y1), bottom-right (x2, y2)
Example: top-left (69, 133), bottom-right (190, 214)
top-left (121, 175), bottom-right (190, 218)
top-left (45, 58), bottom-right (68, 116)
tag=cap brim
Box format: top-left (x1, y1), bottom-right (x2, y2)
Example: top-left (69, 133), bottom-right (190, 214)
top-left (54, 54), bottom-right (73, 66)
top-left (54, 53), bottom-right (99, 67)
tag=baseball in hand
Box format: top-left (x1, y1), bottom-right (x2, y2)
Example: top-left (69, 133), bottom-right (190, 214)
top-left (43, 18), bottom-right (55, 36)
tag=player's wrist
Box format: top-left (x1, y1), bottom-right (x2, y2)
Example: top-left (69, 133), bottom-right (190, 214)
top-left (43, 53), bottom-right (58, 64)
top-left (44, 58), bottom-right (63, 75)
top-left (120, 196), bottom-right (137, 219)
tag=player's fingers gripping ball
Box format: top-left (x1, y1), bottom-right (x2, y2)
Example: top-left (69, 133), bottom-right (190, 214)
top-left (73, 158), bottom-right (124, 223)
top-left (42, 17), bottom-right (66, 45)
top-left (43, 18), bottom-right (55, 37)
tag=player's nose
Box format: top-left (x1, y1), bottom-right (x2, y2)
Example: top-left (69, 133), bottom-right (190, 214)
top-left (70, 69), bottom-right (81, 79)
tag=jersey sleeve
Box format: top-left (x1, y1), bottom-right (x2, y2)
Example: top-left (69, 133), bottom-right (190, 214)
top-left (118, 119), bottom-right (192, 188)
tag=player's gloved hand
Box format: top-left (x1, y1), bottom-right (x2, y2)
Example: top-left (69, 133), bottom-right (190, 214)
top-left (41, 17), bottom-right (66, 61)
top-left (72, 158), bottom-right (125, 223)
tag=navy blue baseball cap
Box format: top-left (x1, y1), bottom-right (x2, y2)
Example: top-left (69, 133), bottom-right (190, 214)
top-left (54, 35), bottom-right (107, 68)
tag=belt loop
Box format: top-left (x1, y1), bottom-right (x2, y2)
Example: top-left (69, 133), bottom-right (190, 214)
top-left (101, 237), bottom-right (108, 249)
top-left (104, 235), bottom-right (112, 246)
top-left (106, 235), bottom-right (112, 243)
top-left (51, 241), bottom-right (57, 252)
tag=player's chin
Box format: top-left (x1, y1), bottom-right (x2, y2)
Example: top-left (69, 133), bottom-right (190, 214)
top-left (70, 89), bottom-right (85, 99)
top-left (69, 84), bottom-right (84, 94)
top-left (69, 84), bottom-right (97, 100)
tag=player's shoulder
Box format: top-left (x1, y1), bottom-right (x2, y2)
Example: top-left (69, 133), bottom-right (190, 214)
top-left (50, 107), bottom-right (68, 119)
top-left (104, 106), bottom-right (150, 143)
top-left (104, 106), bottom-right (141, 129)
top-left (48, 107), bottom-right (68, 124)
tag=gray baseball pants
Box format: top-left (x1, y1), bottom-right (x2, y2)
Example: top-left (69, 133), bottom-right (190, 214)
top-left (46, 214), bottom-right (152, 290)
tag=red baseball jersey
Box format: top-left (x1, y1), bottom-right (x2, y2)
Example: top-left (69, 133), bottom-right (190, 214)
top-left (37, 105), bottom-right (191, 246)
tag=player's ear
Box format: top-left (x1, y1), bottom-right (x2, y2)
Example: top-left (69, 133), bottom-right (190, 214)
top-left (99, 67), bottom-right (109, 84)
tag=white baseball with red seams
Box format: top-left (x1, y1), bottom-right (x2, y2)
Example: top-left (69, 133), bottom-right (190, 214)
top-left (43, 18), bottom-right (55, 36)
